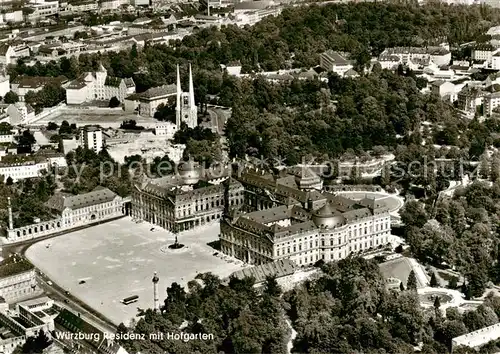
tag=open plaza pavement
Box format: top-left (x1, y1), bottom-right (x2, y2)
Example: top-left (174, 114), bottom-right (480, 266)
top-left (25, 218), bottom-right (246, 326)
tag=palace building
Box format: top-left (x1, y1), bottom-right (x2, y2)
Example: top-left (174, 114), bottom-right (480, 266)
top-left (131, 161), bottom-right (244, 232)
top-left (219, 168), bottom-right (392, 266)
top-left (5, 187), bottom-right (125, 243)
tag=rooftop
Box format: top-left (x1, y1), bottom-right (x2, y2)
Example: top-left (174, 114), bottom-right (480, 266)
top-left (138, 84), bottom-right (176, 100)
top-left (0, 256), bottom-right (34, 278)
top-left (13, 75), bottom-right (68, 89)
top-left (228, 259), bottom-right (297, 284)
top-left (46, 187), bottom-right (118, 212)
top-left (321, 50), bottom-right (350, 66)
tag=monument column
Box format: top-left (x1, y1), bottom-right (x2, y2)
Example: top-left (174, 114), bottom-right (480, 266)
top-left (152, 272), bottom-right (160, 312)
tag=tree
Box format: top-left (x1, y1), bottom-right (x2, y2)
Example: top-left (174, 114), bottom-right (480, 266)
top-left (407, 270), bottom-right (418, 291)
top-left (4, 91), bottom-right (18, 104)
top-left (109, 96), bottom-right (120, 108)
top-left (400, 282), bottom-right (405, 291)
top-left (15, 329), bottom-right (52, 353)
top-left (430, 272), bottom-right (438, 287)
top-left (434, 296), bottom-right (441, 309)
top-left (6, 176), bottom-right (13, 185)
top-left (400, 200), bottom-right (428, 228)
top-left (448, 276), bottom-right (458, 289)
top-left (263, 275), bottom-right (281, 297)
top-left (47, 122), bottom-right (58, 130)
top-left (16, 130), bottom-right (36, 154)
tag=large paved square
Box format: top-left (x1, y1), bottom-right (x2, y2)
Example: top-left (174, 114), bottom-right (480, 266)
top-left (25, 218), bottom-right (245, 326)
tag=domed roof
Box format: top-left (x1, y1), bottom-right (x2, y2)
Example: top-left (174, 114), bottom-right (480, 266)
top-left (312, 203), bottom-right (346, 229)
top-left (314, 203), bottom-right (334, 217)
top-left (177, 159), bottom-right (200, 185)
top-left (177, 159), bottom-right (198, 173)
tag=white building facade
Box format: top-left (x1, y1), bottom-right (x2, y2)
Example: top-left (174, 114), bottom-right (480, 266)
top-left (0, 160), bottom-right (49, 182)
top-left (6, 187), bottom-right (125, 243)
top-left (65, 64), bottom-right (135, 105)
top-left (80, 126), bottom-right (103, 152)
top-left (319, 50), bottom-right (353, 77)
top-left (154, 122), bottom-right (177, 139)
top-left (220, 170), bottom-right (392, 266)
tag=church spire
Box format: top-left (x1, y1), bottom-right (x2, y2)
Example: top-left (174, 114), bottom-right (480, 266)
top-left (189, 63), bottom-right (195, 107)
top-left (8, 197), bottom-right (12, 230)
top-left (176, 64), bottom-right (181, 128)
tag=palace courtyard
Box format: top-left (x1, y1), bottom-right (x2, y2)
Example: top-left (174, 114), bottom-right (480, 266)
top-left (25, 218), bottom-right (246, 326)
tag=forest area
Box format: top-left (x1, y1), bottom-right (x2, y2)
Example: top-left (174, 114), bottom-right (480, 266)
top-left (114, 258), bottom-right (500, 354)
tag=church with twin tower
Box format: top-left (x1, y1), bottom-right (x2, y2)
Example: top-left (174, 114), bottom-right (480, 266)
top-left (176, 63), bottom-right (197, 129)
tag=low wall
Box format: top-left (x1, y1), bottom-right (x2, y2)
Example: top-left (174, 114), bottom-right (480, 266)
top-left (3, 212), bottom-right (125, 245)
top-left (61, 106), bottom-right (123, 113)
top-left (27, 103), bottom-right (66, 124)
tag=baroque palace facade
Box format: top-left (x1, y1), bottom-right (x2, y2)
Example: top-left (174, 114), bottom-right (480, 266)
top-left (131, 162), bottom-right (244, 232)
top-left (219, 168), bottom-right (392, 266)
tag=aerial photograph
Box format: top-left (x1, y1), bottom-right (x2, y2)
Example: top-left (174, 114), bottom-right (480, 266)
top-left (3, 0), bottom-right (500, 353)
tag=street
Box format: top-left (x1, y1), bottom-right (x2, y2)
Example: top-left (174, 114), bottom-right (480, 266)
top-left (37, 272), bottom-right (117, 333)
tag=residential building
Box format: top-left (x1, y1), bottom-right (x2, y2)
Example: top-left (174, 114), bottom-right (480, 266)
top-left (472, 44), bottom-right (497, 62)
top-left (0, 158), bottom-right (49, 182)
top-left (124, 84), bottom-right (177, 117)
top-left (219, 168), bottom-right (392, 266)
top-left (483, 91), bottom-right (500, 115)
top-left (376, 55), bottom-right (401, 70)
top-left (27, 0), bottom-right (60, 21)
top-left (431, 80), bottom-right (456, 100)
top-left (429, 47), bottom-right (452, 66)
top-left (175, 64), bottom-right (197, 129)
top-left (452, 323), bottom-right (500, 351)
top-left (0, 130), bottom-right (14, 144)
top-left (457, 85), bottom-right (485, 114)
top-left (6, 187), bottom-right (125, 242)
top-left (11, 75), bottom-right (69, 101)
top-left (0, 10), bottom-right (23, 24)
top-left (0, 74), bottom-right (9, 98)
top-left (0, 44), bottom-right (15, 65)
top-left (380, 46), bottom-right (451, 66)
top-left (319, 50), bottom-right (353, 76)
top-left (220, 62), bottom-right (242, 76)
top-left (80, 126), bottom-right (104, 152)
top-left (61, 0), bottom-right (98, 13)
top-left (131, 163), bottom-right (243, 232)
top-left (132, 0), bottom-right (150, 6)
top-left (65, 64), bottom-right (135, 104)
top-left (0, 256), bottom-right (37, 302)
top-left (100, 0), bottom-right (127, 10)
top-left (233, 6), bottom-right (282, 27)
top-left (200, 0), bottom-right (234, 8)
top-left (6, 102), bottom-right (35, 125)
top-left (154, 122), bottom-right (177, 139)
top-left (491, 51), bottom-right (500, 70)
